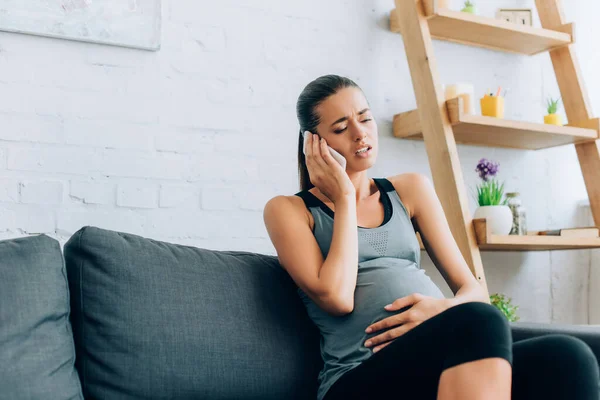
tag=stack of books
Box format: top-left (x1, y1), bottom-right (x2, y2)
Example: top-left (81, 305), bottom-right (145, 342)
top-left (534, 227), bottom-right (600, 238)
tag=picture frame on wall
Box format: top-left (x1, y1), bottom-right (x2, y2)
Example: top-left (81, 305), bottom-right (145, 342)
top-left (0, 0), bottom-right (162, 51)
top-left (496, 8), bottom-right (533, 26)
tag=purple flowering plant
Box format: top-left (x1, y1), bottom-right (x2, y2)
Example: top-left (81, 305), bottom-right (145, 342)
top-left (473, 158), bottom-right (508, 206)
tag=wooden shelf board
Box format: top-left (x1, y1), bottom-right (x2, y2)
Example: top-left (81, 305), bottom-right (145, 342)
top-left (473, 219), bottom-right (600, 251)
top-left (390, 7), bottom-right (572, 55)
top-left (393, 98), bottom-right (599, 150)
top-left (417, 220), bottom-right (600, 252)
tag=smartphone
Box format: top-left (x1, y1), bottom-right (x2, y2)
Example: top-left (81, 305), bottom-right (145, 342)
top-left (303, 131), bottom-right (347, 170)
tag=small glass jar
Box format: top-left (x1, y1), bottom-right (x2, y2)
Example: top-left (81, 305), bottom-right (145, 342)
top-left (506, 192), bottom-right (527, 235)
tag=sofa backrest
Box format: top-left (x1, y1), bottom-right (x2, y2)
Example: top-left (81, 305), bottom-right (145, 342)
top-left (63, 226), bottom-right (322, 399)
top-left (0, 234), bottom-right (83, 400)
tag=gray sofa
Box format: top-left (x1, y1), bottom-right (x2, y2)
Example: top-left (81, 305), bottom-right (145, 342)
top-left (1, 225), bottom-right (600, 399)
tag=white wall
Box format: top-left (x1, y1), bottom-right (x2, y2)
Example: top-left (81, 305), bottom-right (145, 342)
top-left (0, 0), bottom-right (598, 324)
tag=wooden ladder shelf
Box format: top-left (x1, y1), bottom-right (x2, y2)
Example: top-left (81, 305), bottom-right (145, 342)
top-left (390, 0), bottom-right (600, 295)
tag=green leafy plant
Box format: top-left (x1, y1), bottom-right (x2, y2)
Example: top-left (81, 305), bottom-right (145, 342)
top-left (461, 0), bottom-right (475, 13)
top-left (546, 97), bottom-right (561, 114)
top-left (471, 158), bottom-right (508, 206)
top-left (490, 293), bottom-right (520, 322)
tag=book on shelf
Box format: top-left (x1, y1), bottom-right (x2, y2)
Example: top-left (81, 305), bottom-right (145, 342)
top-left (536, 227), bottom-right (599, 237)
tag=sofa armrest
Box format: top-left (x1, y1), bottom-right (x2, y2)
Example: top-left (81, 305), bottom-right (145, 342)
top-left (511, 321), bottom-right (600, 367)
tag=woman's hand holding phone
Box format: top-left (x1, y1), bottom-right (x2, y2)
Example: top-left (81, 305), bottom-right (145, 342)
top-left (303, 131), bottom-right (355, 204)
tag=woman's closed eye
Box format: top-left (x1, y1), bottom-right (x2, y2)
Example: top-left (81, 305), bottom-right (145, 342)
top-left (334, 119), bottom-right (372, 133)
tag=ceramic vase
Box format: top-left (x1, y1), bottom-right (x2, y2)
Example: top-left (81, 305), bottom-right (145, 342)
top-left (474, 205), bottom-right (513, 235)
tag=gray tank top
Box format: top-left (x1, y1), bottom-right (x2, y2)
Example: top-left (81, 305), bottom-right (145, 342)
top-left (294, 178), bottom-right (446, 400)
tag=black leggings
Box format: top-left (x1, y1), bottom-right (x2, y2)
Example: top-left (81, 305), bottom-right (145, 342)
top-left (323, 302), bottom-right (599, 400)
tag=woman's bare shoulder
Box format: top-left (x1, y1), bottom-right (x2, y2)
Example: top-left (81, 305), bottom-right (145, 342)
top-left (265, 194), bottom-right (313, 229)
top-left (386, 173), bottom-right (429, 220)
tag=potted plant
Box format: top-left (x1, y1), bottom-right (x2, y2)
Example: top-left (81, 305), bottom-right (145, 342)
top-left (490, 293), bottom-right (520, 322)
top-left (544, 96), bottom-right (562, 126)
top-left (461, 0), bottom-right (476, 14)
top-left (471, 158), bottom-right (513, 235)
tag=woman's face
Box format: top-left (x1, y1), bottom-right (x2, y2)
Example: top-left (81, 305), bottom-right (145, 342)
top-left (314, 87), bottom-right (378, 171)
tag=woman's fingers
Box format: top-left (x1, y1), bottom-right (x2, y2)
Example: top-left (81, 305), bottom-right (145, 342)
top-left (311, 133), bottom-right (326, 168)
top-left (319, 135), bottom-right (333, 166)
top-left (372, 341), bottom-right (393, 353)
top-left (312, 133), bottom-right (319, 158)
top-left (304, 131), bottom-right (311, 157)
top-left (365, 322), bottom-right (419, 351)
top-left (304, 132), bottom-right (314, 167)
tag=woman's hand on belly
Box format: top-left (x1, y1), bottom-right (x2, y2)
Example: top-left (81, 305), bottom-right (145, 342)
top-left (363, 293), bottom-right (452, 353)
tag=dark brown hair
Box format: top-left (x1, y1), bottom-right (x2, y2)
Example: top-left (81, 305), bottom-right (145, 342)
top-left (296, 75), bottom-right (361, 191)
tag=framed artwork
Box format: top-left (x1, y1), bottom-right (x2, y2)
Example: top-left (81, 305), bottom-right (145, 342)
top-left (496, 8), bottom-right (533, 26)
top-left (0, 0), bottom-right (161, 51)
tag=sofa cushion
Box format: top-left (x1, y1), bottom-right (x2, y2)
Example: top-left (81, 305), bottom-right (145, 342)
top-left (0, 234), bottom-right (83, 400)
top-left (63, 226), bottom-right (322, 399)
top-left (511, 321), bottom-right (600, 368)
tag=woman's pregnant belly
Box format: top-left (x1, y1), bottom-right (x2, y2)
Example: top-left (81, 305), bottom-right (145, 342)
top-left (304, 257), bottom-right (446, 366)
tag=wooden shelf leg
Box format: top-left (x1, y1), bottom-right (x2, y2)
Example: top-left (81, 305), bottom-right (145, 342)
top-left (394, 0), bottom-right (489, 296)
top-left (536, 0), bottom-right (600, 227)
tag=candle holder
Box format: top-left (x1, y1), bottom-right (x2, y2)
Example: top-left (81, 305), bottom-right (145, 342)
top-left (443, 83), bottom-right (475, 115)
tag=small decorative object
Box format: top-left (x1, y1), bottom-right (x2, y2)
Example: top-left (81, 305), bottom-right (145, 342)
top-left (472, 158), bottom-right (512, 235)
top-left (480, 86), bottom-right (505, 118)
top-left (490, 293), bottom-right (520, 322)
top-left (480, 95), bottom-right (504, 118)
top-left (461, 0), bottom-right (476, 14)
top-left (496, 9), bottom-right (533, 26)
top-left (506, 192), bottom-right (528, 235)
top-left (443, 83), bottom-right (475, 114)
top-left (536, 227), bottom-right (599, 237)
top-left (544, 96), bottom-right (562, 125)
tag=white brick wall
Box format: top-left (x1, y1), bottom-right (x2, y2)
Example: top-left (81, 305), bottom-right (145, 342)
top-left (0, 0), bottom-right (599, 323)
top-left (117, 182), bottom-right (158, 209)
top-left (0, 147), bottom-right (6, 169)
top-left (159, 183), bottom-right (199, 208)
top-left (64, 120), bottom-right (155, 151)
top-left (0, 114), bottom-right (63, 143)
top-left (0, 178), bottom-right (18, 202)
top-left (70, 180), bottom-right (115, 205)
top-left (8, 148), bottom-right (98, 175)
top-left (0, 208), bottom-right (16, 232)
top-left (201, 188), bottom-right (238, 210)
top-left (20, 181), bottom-right (63, 205)
top-left (18, 207), bottom-right (56, 234)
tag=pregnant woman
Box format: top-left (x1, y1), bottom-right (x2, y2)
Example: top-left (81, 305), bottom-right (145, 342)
top-left (263, 74), bottom-right (599, 400)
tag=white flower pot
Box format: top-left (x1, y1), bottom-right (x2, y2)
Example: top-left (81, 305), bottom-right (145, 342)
top-left (473, 205), bottom-right (513, 235)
